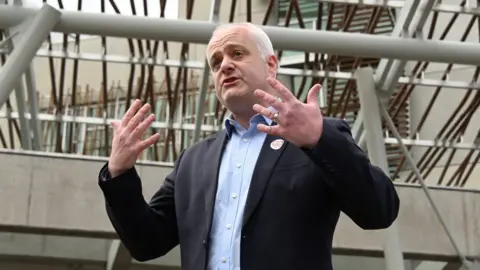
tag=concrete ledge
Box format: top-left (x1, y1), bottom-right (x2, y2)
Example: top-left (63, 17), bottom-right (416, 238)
top-left (0, 232), bottom-right (402, 270)
top-left (0, 150), bottom-right (479, 264)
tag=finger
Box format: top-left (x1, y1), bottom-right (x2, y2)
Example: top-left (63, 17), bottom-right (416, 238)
top-left (306, 84), bottom-right (322, 106)
top-left (267, 77), bottom-right (296, 103)
top-left (252, 104), bottom-right (276, 120)
top-left (126, 103), bottom-right (151, 132)
top-left (111, 120), bottom-right (120, 131)
top-left (121, 99), bottom-right (142, 127)
top-left (131, 113), bottom-right (155, 139)
top-left (137, 132), bottom-right (161, 151)
top-left (254, 89), bottom-right (285, 111)
top-left (257, 123), bottom-right (282, 136)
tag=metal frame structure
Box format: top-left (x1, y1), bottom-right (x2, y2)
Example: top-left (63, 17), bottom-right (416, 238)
top-left (1, 5), bottom-right (480, 64)
top-left (0, 3), bottom-right (60, 151)
top-left (356, 67), bottom-right (405, 270)
top-left (0, 0), bottom-right (479, 269)
top-left (356, 67), bottom-right (475, 270)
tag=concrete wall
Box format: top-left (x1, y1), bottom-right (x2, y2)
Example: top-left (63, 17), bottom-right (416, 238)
top-left (0, 149), bottom-right (479, 264)
top-left (0, 149), bottom-right (479, 269)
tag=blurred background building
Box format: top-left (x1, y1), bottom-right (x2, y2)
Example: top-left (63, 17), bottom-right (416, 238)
top-left (0, 0), bottom-right (478, 269)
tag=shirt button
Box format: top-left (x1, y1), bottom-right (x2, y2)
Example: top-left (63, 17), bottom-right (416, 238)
top-left (243, 138), bottom-right (249, 142)
top-left (222, 257), bottom-right (227, 263)
top-left (226, 224), bottom-right (232, 229)
top-left (232, 193), bottom-right (237, 199)
top-left (236, 163), bottom-right (242, 168)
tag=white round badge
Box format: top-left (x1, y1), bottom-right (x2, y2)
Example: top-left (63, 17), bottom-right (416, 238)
top-left (270, 139), bottom-right (284, 150)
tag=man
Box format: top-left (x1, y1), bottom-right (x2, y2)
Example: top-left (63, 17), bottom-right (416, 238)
top-left (98, 22), bottom-right (399, 270)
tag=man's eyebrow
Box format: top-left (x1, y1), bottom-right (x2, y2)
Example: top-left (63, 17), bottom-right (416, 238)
top-left (207, 43), bottom-right (246, 64)
top-left (227, 43), bottom-right (246, 50)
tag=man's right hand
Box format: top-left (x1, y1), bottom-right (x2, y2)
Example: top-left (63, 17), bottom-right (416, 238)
top-left (108, 99), bottom-right (160, 178)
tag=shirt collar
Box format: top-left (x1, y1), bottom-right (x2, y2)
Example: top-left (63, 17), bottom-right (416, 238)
top-left (224, 106), bottom-right (276, 139)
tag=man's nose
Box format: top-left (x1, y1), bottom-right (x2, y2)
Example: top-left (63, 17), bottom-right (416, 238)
top-left (220, 58), bottom-right (234, 73)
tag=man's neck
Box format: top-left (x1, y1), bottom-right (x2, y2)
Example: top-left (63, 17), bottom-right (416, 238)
top-left (230, 112), bottom-right (255, 130)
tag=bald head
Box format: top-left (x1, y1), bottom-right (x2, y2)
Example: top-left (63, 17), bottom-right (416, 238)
top-left (207, 22), bottom-right (274, 61)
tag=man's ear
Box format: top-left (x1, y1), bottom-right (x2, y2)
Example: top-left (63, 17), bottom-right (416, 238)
top-left (266, 54), bottom-right (278, 78)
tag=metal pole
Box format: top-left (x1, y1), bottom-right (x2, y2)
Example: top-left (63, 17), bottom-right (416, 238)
top-left (380, 0), bottom-right (436, 92)
top-left (0, 48), bottom-right (478, 89)
top-left (355, 67), bottom-right (405, 270)
top-left (0, 3), bottom-right (61, 108)
top-left (354, 0), bottom-right (435, 161)
top-left (1, 6), bottom-right (480, 65)
top-left (0, 32), bottom-right (17, 49)
top-left (4, 25), bottom-right (32, 150)
top-left (375, 0), bottom-right (420, 88)
top-left (318, 0), bottom-right (480, 16)
top-left (25, 66), bottom-right (42, 150)
top-left (106, 240), bottom-right (131, 270)
top-left (193, 0), bottom-right (222, 143)
top-left (378, 102), bottom-right (471, 270)
top-left (12, 0), bottom-right (42, 151)
top-left (13, 80), bottom-right (32, 149)
top-left (1, 110), bottom-right (478, 150)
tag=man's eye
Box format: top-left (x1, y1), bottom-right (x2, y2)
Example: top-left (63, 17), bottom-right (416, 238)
top-left (234, 51), bottom-right (242, 57)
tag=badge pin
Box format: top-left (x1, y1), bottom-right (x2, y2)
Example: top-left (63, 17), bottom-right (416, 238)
top-left (270, 139), bottom-right (284, 150)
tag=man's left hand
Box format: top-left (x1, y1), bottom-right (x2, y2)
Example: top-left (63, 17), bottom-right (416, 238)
top-left (253, 77), bottom-right (324, 149)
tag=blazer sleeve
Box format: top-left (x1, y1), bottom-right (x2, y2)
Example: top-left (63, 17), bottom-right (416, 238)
top-left (98, 150), bottom-right (185, 261)
top-left (304, 118), bottom-right (400, 230)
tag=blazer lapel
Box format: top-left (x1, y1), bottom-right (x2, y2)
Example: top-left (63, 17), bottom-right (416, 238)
top-left (202, 130), bottom-right (228, 238)
top-left (242, 132), bottom-right (288, 227)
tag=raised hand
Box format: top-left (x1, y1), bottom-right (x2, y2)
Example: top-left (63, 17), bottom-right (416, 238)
top-left (252, 77), bottom-right (324, 149)
top-left (108, 99), bottom-right (160, 178)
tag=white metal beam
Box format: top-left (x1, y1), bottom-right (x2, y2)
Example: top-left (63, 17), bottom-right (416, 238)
top-left (1, 111), bottom-right (478, 150)
top-left (3, 28), bottom-right (31, 150)
top-left (4, 0), bottom-right (42, 151)
top-left (0, 31), bottom-right (17, 49)
top-left (1, 5), bottom-right (480, 65)
top-left (378, 99), bottom-right (472, 270)
top-left (375, 0), bottom-right (420, 88)
top-left (1, 111), bottom-right (221, 132)
top-left (442, 261), bottom-right (464, 270)
top-left (4, 0), bottom-right (31, 151)
top-left (466, 0), bottom-right (478, 9)
top-left (0, 49), bottom-right (477, 90)
top-left (193, 0), bottom-right (221, 143)
top-left (383, 138), bottom-right (479, 150)
top-left (318, 0), bottom-right (480, 16)
top-left (379, 0), bottom-right (437, 92)
top-left (355, 0), bottom-right (435, 156)
top-left (0, 4), bottom-right (60, 108)
top-left (106, 240), bottom-right (132, 270)
top-left (24, 65), bottom-right (42, 150)
top-left (355, 67), bottom-right (405, 270)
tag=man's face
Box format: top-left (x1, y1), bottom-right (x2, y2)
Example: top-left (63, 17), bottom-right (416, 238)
top-left (206, 26), bottom-right (277, 114)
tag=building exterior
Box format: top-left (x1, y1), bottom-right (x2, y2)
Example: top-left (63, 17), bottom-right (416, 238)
top-left (25, 0), bottom-right (478, 187)
top-left (0, 0), bottom-right (479, 269)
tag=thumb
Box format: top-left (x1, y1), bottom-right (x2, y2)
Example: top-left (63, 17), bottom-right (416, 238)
top-left (306, 84), bottom-right (322, 105)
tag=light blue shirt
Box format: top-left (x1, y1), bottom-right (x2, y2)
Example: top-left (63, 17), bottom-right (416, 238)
top-left (207, 112), bottom-right (272, 270)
